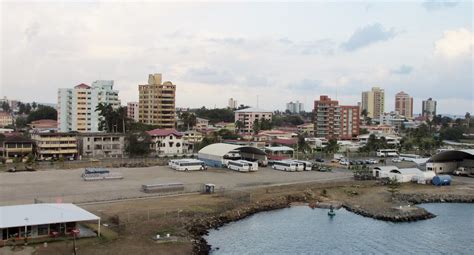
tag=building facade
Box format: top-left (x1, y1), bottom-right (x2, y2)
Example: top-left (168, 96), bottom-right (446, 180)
top-left (422, 98), bottom-right (437, 120)
top-left (234, 107), bottom-right (273, 133)
top-left (0, 112), bottom-right (13, 127)
top-left (147, 129), bottom-right (185, 155)
top-left (78, 133), bottom-right (126, 158)
top-left (313, 95), bottom-right (360, 140)
top-left (31, 133), bottom-right (78, 160)
top-left (28, 119), bottom-right (58, 133)
top-left (395, 91), bottom-right (413, 119)
top-left (228, 98), bottom-right (237, 109)
top-left (127, 102), bottom-right (139, 122)
top-left (0, 135), bottom-right (33, 160)
top-left (58, 81), bottom-right (120, 132)
top-left (286, 101), bottom-right (304, 114)
top-left (138, 73), bottom-right (176, 128)
top-left (361, 87), bottom-right (385, 119)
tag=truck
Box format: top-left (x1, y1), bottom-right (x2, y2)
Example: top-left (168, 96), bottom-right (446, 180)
top-left (453, 167), bottom-right (474, 177)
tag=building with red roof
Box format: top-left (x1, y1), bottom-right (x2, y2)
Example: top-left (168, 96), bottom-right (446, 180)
top-left (147, 129), bottom-right (186, 155)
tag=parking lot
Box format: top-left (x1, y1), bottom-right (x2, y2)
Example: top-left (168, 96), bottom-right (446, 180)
top-left (0, 164), bottom-right (355, 206)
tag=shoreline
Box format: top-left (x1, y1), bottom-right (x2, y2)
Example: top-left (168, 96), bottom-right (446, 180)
top-left (187, 189), bottom-right (474, 255)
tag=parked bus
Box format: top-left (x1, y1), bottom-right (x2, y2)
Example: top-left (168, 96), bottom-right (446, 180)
top-left (292, 160), bottom-right (313, 171)
top-left (376, 149), bottom-right (399, 157)
top-left (172, 159), bottom-right (207, 171)
top-left (272, 160), bottom-right (301, 172)
top-left (399, 154), bottom-right (421, 161)
top-left (227, 160), bottom-right (258, 172)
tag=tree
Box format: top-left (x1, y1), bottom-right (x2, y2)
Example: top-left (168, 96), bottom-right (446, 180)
top-left (1, 102), bottom-right (10, 112)
top-left (181, 112), bottom-right (197, 131)
top-left (466, 112), bottom-right (471, 127)
top-left (31, 102), bottom-right (37, 110)
top-left (25, 103), bottom-right (32, 114)
top-left (26, 105), bottom-right (57, 123)
top-left (324, 139), bottom-right (339, 154)
top-left (235, 120), bottom-right (244, 133)
top-left (127, 132), bottom-right (151, 156)
top-left (15, 116), bottom-right (27, 129)
top-left (387, 177), bottom-right (401, 201)
top-left (259, 118), bottom-right (273, 130)
top-left (297, 134), bottom-right (311, 153)
top-left (252, 119), bottom-right (261, 134)
top-left (439, 126), bottom-right (465, 141)
top-left (360, 128), bottom-right (369, 135)
top-left (96, 103), bottom-right (128, 133)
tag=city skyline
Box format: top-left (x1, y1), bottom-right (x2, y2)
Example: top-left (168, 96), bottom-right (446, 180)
top-left (1, 1), bottom-right (472, 114)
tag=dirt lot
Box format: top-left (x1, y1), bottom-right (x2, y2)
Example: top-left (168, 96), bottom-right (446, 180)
top-left (0, 165), bottom-right (352, 205)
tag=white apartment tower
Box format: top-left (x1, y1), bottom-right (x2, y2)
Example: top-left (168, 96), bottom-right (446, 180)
top-left (127, 102), bottom-right (139, 122)
top-left (286, 101), bottom-right (304, 114)
top-left (228, 98), bottom-right (237, 109)
top-left (58, 81), bottom-right (120, 132)
top-left (422, 98), bottom-right (437, 120)
top-left (361, 87), bottom-right (385, 119)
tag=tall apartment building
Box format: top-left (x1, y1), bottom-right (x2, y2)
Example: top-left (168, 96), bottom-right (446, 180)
top-left (234, 107), bottom-right (273, 133)
top-left (395, 91), bottom-right (413, 119)
top-left (58, 81), bottom-right (120, 132)
top-left (313, 95), bottom-right (359, 140)
top-left (138, 74), bottom-right (176, 128)
top-left (228, 98), bottom-right (237, 109)
top-left (286, 101), bottom-right (304, 114)
top-left (127, 102), bottom-right (139, 122)
top-left (422, 98), bottom-right (437, 120)
top-left (361, 87), bottom-right (385, 119)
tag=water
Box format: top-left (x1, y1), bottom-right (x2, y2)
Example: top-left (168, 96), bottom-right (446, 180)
top-left (206, 203), bottom-right (474, 255)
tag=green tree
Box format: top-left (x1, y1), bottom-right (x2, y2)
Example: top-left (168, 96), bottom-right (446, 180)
top-left (180, 112), bottom-right (197, 131)
top-left (324, 139), bottom-right (339, 154)
top-left (26, 105), bottom-right (57, 123)
top-left (387, 177), bottom-right (401, 201)
top-left (127, 132), bottom-right (151, 156)
top-left (235, 120), bottom-right (244, 132)
top-left (15, 116), bottom-right (28, 129)
top-left (439, 126), bottom-right (465, 141)
top-left (1, 102), bottom-right (10, 112)
top-left (96, 103), bottom-right (128, 133)
top-left (252, 119), bottom-right (261, 134)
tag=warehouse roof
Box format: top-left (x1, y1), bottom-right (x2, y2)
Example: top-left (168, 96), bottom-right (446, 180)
top-left (264, 146), bottom-right (295, 152)
top-left (198, 143), bottom-right (266, 157)
top-left (0, 203), bottom-right (99, 229)
top-left (428, 149), bottom-right (474, 162)
top-left (234, 107), bottom-right (272, 113)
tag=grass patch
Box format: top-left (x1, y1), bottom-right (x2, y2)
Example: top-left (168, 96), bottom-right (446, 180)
top-left (83, 223), bottom-right (118, 241)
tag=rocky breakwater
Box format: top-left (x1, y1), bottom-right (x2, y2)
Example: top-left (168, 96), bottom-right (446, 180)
top-left (396, 193), bottom-right (474, 204)
top-left (186, 192), bottom-right (314, 255)
top-left (343, 203), bottom-right (436, 222)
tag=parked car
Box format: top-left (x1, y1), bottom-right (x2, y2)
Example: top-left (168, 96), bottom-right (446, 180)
top-left (315, 158), bottom-right (325, 163)
top-left (391, 158), bottom-right (402, 163)
top-left (339, 159), bottom-right (349, 166)
top-left (366, 159), bottom-right (378, 164)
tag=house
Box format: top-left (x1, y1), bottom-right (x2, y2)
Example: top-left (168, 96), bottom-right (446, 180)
top-left (358, 133), bottom-right (401, 146)
top-left (78, 133), bottom-right (126, 158)
top-left (147, 129), bottom-right (186, 155)
top-left (195, 117), bottom-right (209, 130)
top-left (31, 133), bottom-right (78, 160)
top-left (0, 134), bottom-right (33, 160)
top-left (0, 112), bottom-right (13, 127)
top-left (297, 123), bottom-right (315, 136)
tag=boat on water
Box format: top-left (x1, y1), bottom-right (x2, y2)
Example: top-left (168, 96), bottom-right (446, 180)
top-left (328, 206), bottom-right (336, 217)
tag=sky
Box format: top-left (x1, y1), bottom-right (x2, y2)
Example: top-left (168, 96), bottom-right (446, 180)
top-left (0, 0), bottom-right (473, 115)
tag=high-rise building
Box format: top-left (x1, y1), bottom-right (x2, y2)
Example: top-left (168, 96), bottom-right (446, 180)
top-left (138, 73), bottom-right (176, 128)
top-left (286, 101), bottom-right (304, 114)
top-left (395, 91), bottom-right (413, 119)
top-left (58, 81), bottom-right (120, 132)
top-left (361, 87), bottom-right (385, 119)
top-left (127, 102), bottom-right (139, 122)
top-left (228, 98), bottom-right (237, 109)
top-left (234, 107), bottom-right (273, 133)
top-left (314, 95), bottom-right (359, 140)
top-left (422, 98), bottom-right (437, 120)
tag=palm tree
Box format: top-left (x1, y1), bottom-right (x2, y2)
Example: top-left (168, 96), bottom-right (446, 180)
top-left (235, 120), bottom-right (244, 133)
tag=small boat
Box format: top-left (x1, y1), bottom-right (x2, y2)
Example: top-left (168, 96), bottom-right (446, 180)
top-left (328, 205), bottom-right (336, 217)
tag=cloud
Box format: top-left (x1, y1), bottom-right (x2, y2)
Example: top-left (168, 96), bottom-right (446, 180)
top-left (290, 79), bottom-right (322, 91)
top-left (208, 37), bottom-right (245, 45)
top-left (183, 67), bottom-right (235, 84)
top-left (24, 22), bottom-right (40, 42)
top-left (422, 0), bottom-right (459, 11)
top-left (299, 39), bottom-right (335, 55)
top-left (341, 23), bottom-right (397, 51)
top-left (434, 28), bottom-right (474, 58)
top-left (391, 65), bottom-right (414, 75)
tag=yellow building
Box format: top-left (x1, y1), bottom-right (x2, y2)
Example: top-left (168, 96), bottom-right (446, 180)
top-left (0, 135), bottom-right (33, 160)
top-left (361, 87), bottom-right (385, 119)
top-left (31, 133), bottom-right (78, 160)
top-left (138, 74), bottom-right (176, 128)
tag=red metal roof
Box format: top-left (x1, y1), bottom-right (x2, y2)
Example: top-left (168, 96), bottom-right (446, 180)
top-left (146, 129), bottom-right (183, 137)
top-left (74, 83), bottom-right (91, 89)
top-left (271, 138), bottom-right (297, 146)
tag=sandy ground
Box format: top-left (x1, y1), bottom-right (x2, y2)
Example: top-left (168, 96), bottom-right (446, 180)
top-left (0, 164), bottom-right (354, 205)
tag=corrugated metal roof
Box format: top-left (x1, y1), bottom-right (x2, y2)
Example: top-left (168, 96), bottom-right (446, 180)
top-left (265, 146), bottom-right (294, 152)
top-left (0, 203), bottom-right (99, 228)
top-left (428, 149), bottom-right (474, 162)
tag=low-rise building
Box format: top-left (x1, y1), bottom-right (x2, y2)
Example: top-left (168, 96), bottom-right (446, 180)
top-left (0, 135), bottom-right (33, 160)
top-left (0, 112), bottom-right (13, 127)
top-left (78, 133), bottom-right (125, 158)
top-left (358, 133), bottom-right (401, 146)
top-left (147, 129), bottom-right (186, 155)
top-left (297, 123), bottom-right (315, 136)
top-left (31, 133), bottom-right (78, 160)
top-left (196, 117), bottom-right (209, 130)
top-left (127, 102), bottom-right (139, 122)
top-left (28, 119), bottom-right (58, 133)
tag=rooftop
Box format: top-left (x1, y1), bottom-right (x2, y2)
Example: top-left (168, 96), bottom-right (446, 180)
top-left (234, 107), bottom-right (272, 113)
top-left (147, 129), bottom-right (183, 137)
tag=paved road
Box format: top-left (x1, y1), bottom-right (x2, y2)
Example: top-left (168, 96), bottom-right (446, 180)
top-left (0, 165), bottom-right (353, 206)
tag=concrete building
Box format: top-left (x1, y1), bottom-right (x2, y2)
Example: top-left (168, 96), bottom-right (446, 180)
top-left (127, 102), bottom-right (139, 122)
top-left (361, 87), bottom-right (385, 119)
top-left (31, 133), bottom-right (78, 160)
top-left (0, 203), bottom-right (100, 244)
top-left (286, 101), bottom-right (304, 114)
top-left (147, 129), bottom-right (185, 155)
top-left (426, 149), bottom-right (474, 174)
top-left (138, 73), bottom-right (176, 128)
top-left (0, 112), bottom-right (13, 127)
top-left (196, 117), bottom-right (210, 130)
top-left (228, 98), bottom-right (237, 109)
top-left (297, 123), bottom-right (315, 136)
top-left (422, 98), bottom-right (437, 120)
top-left (395, 91), bottom-right (413, 119)
top-left (28, 119), bottom-right (58, 133)
top-left (78, 133), bottom-right (126, 158)
top-left (313, 96), bottom-right (359, 140)
top-left (234, 107), bottom-right (273, 133)
top-left (0, 135), bottom-right (33, 160)
top-left (358, 133), bottom-right (401, 146)
top-left (58, 81), bottom-right (120, 132)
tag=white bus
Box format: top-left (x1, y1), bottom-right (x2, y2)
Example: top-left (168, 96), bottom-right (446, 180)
top-left (272, 160), bottom-right (301, 172)
top-left (292, 160), bottom-right (313, 171)
top-left (171, 159), bottom-right (207, 171)
top-left (399, 154), bottom-right (421, 161)
top-left (376, 149), bottom-right (399, 157)
top-left (227, 160), bottom-right (258, 172)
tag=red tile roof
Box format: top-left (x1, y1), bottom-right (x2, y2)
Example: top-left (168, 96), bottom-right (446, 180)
top-left (74, 83), bottom-right (91, 89)
top-left (146, 129), bottom-right (183, 137)
top-left (271, 138), bottom-right (297, 146)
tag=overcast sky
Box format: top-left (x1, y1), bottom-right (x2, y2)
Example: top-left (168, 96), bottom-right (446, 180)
top-left (0, 0), bottom-right (473, 115)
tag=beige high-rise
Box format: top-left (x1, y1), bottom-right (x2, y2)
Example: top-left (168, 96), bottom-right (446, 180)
top-left (138, 73), bottom-right (176, 128)
top-left (361, 87), bottom-right (385, 119)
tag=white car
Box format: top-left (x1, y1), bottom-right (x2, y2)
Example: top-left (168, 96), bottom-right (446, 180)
top-left (339, 159), bottom-right (349, 166)
top-left (391, 158), bottom-right (402, 163)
